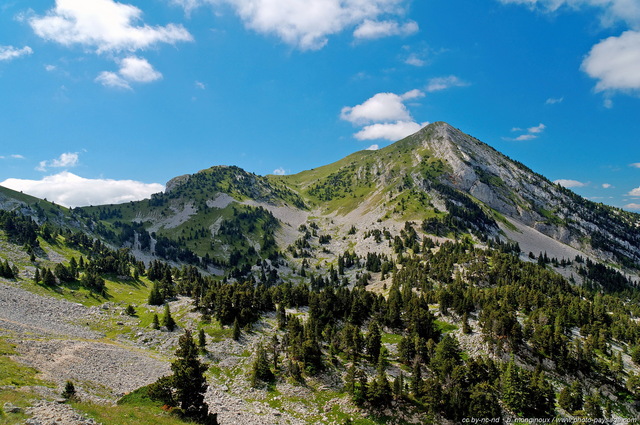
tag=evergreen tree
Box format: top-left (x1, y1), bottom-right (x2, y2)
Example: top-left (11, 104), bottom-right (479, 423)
top-left (151, 313), bottom-right (160, 330)
top-left (232, 318), bottom-right (241, 341)
top-left (163, 304), bottom-right (176, 331)
top-left (61, 381), bottom-right (77, 401)
top-left (250, 343), bottom-right (274, 386)
top-left (43, 268), bottom-right (56, 285)
top-left (198, 329), bottom-right (207, 352)
top-left (148, 282), bottom-right (164, 305)
top-left (365, 320), bottom-right (382, 364)
top-left (171, 330), bottom-right (217, 424)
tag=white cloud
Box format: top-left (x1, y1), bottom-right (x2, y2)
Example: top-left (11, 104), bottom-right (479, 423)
top-left (602, 183), bottom-right (612, 189)
top-left (341, 89), bottom-right (427, 142)
top-left (0, 171), bottom-right (164, 208)
top-left (96, 71), bottom-right (132, 90)
top-left (353, 19), bottom-right (418, 40)
top-left (629, 187), bottom-right (640, 196)
top-left (171, 0), bottom-right (202, 14)
top-left (0, 45), bottom-right (33, 61)
top-left (29, 0), bottom-right (193, 53)
top-left (554, 179), bottom-right (587, 188)
top-left (37, 152), bottom-right (80, 171)
top-left (366, 144), bottom-right (379, 150)
top-left (426, 75), bottom-right (469, 92)
top-left (514, 134), bottom-right (537, 141)
top-left (45, 64), bottom-right (57, 71)
top-left (0, 154), bottom-right (25, 160)
top-left (545, 96), bottom-right (564, 104)
top-left (195, 81), bottom-right (206, 89)
top-left (272, 167), bottom-right (286, 175)
top-left (625, 203), bottom-right (640, 210)
top-left (96, 56), bottom-right (162, 89)
top-left (582, 31), bottom-right (640, 93)
top-left (405, 53), bottom-right (426, 67)
top-left (176, 0), bottom-right (413, 50)
top-left (528, 123), bottom-right (546, 133)
top-left (340, 90), bottom-right (424, 125)
top-left (506, 122), bottom-right (546, 141)
top-left (119, 56), bottom-right (162, 82)
top-left (630, 163), bottom-right (640, 168)
top-left (497, 0), bottom-right (640, 29)
top-left (354, 120), bottom-right (428, 141)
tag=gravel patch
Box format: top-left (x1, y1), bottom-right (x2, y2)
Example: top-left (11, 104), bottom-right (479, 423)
top-left (26, 400), bottom-right (101, 425)
top-left (0, 281), bottom-right (100, 339)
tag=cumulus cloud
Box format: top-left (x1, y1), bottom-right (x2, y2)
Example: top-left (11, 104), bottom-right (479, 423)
top-left (355, 121), bottom-right (428, 141)
top-left (29, 0), bottom-right (193, 53)
top-left (29, 0), bottom-right (190, 87)
top-left (582, 31), bottom-right (640, 93)
top-left (602, 183), bottom-right (613, 189)
top-left (119, 56), bottom-right (162, 82)
top-left (426, 75), bottom-right (469, 92)
top-left (554, 179), bottom-right (587, 188)
top-left (366, 144), bottom-right (380, 150)
top-left (195, 81), bottom-right (206, 89)
top-left (96, 71), bottom-right (131, 89)
top-left (498, 1), bottom-right (640, 96)
top-left (629, 187), bottom-right (640, 196)
top-left (340, 90), bottom-right (424, 125)
top-left (96, 56), bottom-right (162, 89)
top-left (353, 19), bottom-right (418, 40)
top-left (341, 89), bottom-right (428, 141)
top-left (0, 171), bottom-right (164, 208)
top-left (0, 45), bottom-right (33, 61)
top-left (625, 203), bottom-right (640, 210)
top-left (36, 152), bottom-right (79, 171)
top-left (0, 154), bottom-right (25, 160)
top-left (631, 163), bottom-right (640, 168)
top-left (174, 0), bottom-right (413, 49)
top-left (272, 167), bottom-right (286, 175)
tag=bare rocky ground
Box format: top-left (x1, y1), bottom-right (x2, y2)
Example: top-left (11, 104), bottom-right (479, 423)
top-left (0, 280), bottom-right (309, 425)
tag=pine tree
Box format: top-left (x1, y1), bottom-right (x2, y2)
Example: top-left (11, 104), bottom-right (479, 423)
top-left (171, 330), bottom-right (218, 424)
top-left (148, 282), bottom-right (164, 305)
top-left (232, 318), bottom-right (241, 341)
top-left (163, 304), bottom-right (176, 331)
top-left (151, 313), bottom-right (160, 330)
top-left (62, 381), bottom-right (77, 401)
top-left (250, 344), bottom-right (274, 387)
top-left (365, 320), bottom-right (382, 364)
top-left (198, 329), bottom-right (207, 352)
top-left (411, 356), bottom-right (422, 397)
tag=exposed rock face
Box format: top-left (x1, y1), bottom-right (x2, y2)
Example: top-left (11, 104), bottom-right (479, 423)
top-left (165, 174), bottom-right (190, 194)
top-left (408, 122), bottom-right (640, 264)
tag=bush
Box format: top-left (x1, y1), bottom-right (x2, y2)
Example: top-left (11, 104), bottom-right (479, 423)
top-left (62, 381), bottom-right (78, 401)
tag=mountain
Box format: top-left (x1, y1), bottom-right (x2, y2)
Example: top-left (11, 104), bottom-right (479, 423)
top-left (3, 121), bottom-right (640, 424)
top-left (65, 122), bottom-right (638, 276)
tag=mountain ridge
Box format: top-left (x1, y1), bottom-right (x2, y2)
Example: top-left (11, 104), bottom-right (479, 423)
top-left (1, 121), bottom-right (639, 273)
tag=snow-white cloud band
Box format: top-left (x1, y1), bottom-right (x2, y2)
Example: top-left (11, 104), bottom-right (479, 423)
top-left (1, 171), bottom-right (164, 208)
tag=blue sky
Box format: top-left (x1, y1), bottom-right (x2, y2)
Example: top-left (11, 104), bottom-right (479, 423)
top-left (1, 0), bottom-right (639, 209)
